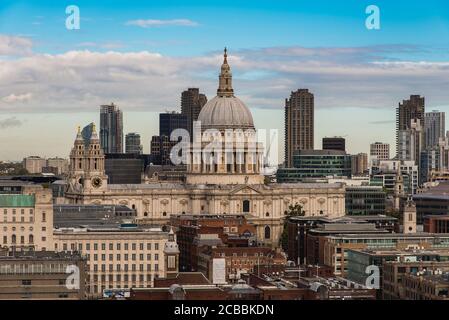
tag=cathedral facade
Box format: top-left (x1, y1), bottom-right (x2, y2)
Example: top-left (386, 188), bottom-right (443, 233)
top-left (65, 49), bottom-right (346, 246)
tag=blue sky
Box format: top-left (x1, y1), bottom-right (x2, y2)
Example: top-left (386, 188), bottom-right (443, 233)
top-left (0, 0), bottom-right (449, 161)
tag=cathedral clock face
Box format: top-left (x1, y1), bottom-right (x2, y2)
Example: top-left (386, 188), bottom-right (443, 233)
top-left (91, 177), bottom-right (103, 188)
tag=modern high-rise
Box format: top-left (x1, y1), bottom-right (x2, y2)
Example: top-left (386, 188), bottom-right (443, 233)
top-left (181, 88), bottom-right (207, 138)
top-left (284, 89), bottom-right (314, 167)
top-left (396, 95), bottom-right (425, 157)
top-left (397, 119), bottom-right (424, 165)
top-left (159, 112), bottom-right (188, 137)
top-left (125, 132), bottom-right (143, 154)
top-left (370, 142), bottom-right (390, 164)
top-left (424, 111), bottom-right (445, 149)
top-left (323, 137), bottom-right (346, 151)
top-left (100, 103), bottom-right (123, 153)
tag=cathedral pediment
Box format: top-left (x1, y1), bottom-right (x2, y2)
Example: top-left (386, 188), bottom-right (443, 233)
top-left (229, 185), bottom-right (263, 196)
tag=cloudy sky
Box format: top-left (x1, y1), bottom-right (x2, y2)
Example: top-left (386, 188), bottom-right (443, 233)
top-left (0, 0), bottom-right (449, 161)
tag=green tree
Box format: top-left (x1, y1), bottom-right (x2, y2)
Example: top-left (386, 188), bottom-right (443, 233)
top-left (280, 202), bottom-right (305, 251)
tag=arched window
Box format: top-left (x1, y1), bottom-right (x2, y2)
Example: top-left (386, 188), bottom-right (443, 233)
top-left (266, 212), bottom-right (270, 217)
top-left (243, 200), bottom-right (250, 213)
top-left (264, 226), bottom-right (271, 239)
top-left (162, 212), bottom-right (167, 217)
top-left (29, 234), bottom-right (34, 244)
top-left (11, 234), bottom-right (16, 244)
top-left (144, 212), bottom-right (148, 217)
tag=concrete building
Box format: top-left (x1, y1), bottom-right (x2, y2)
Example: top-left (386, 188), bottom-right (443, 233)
top-left (346, 248), bottom-right (449, 296)
top-left (100, 103), bottom-right (123, 154)
top-left (413, 182), bottom-right (449, 224)
top-left (383, 260), bottom-right (449, 300)
top-left (46, 157), bottom-right (69, 175)
top-left (397, 119), bottom-right (424, 165)
top-left (181, 88), bottom-right (207, 139)
top-left (323, 233), bottom-right (449, 277)
top-left (425, 111), bottom-right (445, 149)
top-left (0, 249), bottom-right (86, 300)
top-left (286, 215), bottom-right (396, 265)
top-left (371, 160), bottom-right (419, 195)
top-left (125, 133), bottom-right (142, 155)
top-left (370, 142), bottom-right (390, 165)
top-left (53, 224), bottom-right (174, 298)
top-left (284, 89), bottom-right (314, 167)
top-left (322, 137), bottom-right (345, 152)
top-left (0, 183), bottom-right (53, 251)
top-left (23, 156), bottom-right (47, 174)
top-left (396, 95), bottom-right (425, 158)
top-left (351, 153), bottom-right (368, 175)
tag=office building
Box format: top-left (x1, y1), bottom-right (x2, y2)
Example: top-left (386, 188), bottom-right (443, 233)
top-left (351, 153), bottom-right (368, 175)
top-left (100, 103), bottom-right (123, 153)
top-left (323, 233), bottom-right (449, 277)
top-left (0, 183), bottom-right (53, 251)
top-left (383, 260), bottom-right (449, 300)
top-left (286, 215), bottom-right (397, 265)
top-left (159, 112), bottom-right (188, 138)
top-left (277, 150), bottom-right (351, 182)
top-left (413, 182), bottom-right (449, 224)
top-left (105, 153), bottom-right (144, 184)
top-left (181, 88), bottom-right (207, 138)
top-left (397, 118), bottom-right (424, 164)
top-left (322, 137), bottom-right (345, 151)
top-left (420, 147), bottom-right (440, 184)
top-left (425, 111), bottom-right (445, 149)
top-left (370, 160), bottom-right (419, 195)
top-left (53, 220), bottom-right (177, 298)
top-left (370, 142), bottom-right (390, 165)
top-left (125, 133), bottom-right (142, 154)
top-left (22, 156), bottom-right (47, 174)
top-left (345, 186), bottom-right (386, 216)
top-left (0, 249), bottom-right (86, 299)
top-left (396, 95), bottom-right (425, 158)
top-left (284, 89), bottom-right (314, 167)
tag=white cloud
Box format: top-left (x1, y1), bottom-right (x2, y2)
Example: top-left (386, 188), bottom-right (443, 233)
top-left (0, 46), bottom-right (448, 114)
top-left (125, 19), bottom-right (199, 28)
top-left (2, 93), bottom-right (33, 103)
top-left (0, 35), bottom-right (33, 56)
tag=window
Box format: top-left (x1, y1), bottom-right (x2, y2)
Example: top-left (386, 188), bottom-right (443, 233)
top-left (28, 235), bottom-right (34, 244)
top-left (22, 280), bottom-right (32, 286)
top-left (168, 256), bottom-right (176, 269)
top-left (42, 212), bottom-right (46, 222)
top-left (243, 200), bottom-right (250, 213)
top-left (11, 234), bottom-right (16, 244)
top-left (264, 226), bottom-right (271, 239)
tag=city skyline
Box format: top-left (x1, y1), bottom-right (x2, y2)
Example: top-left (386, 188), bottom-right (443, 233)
top-left (1, 0), bottom-right (449, 160)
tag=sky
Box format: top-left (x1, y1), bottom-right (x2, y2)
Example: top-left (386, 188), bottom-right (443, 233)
top-left (0, 0), bottom-right (449, 161)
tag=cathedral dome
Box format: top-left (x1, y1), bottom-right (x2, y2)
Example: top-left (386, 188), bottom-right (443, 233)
top-left (197, 48), bottom-right (254, 131)
top-left (198, 95), bottom-right (254, 130)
